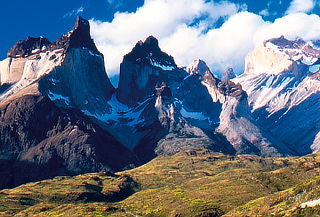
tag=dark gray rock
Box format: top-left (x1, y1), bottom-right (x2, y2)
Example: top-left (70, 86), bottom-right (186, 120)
top-left (0, 95), bottom-right (138, 189)
top-left (7, 16), bottom-right (101, 59)
top-left (52, 16), bottom-right (100, 54)
top-left (221, 67), bottom-right (236, 81)
top-left (116, 36), bottom-right (187, 107)
top-left (8, 37), bottom-right (51, 58)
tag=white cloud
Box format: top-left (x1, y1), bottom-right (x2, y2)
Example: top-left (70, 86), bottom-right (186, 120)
top-left (259, 9), bottom-right (270, 17)
top-left (254, 13), bottom-right (320, 43)
top-left (106, 0), bottom-right (124, 8)
top-left (90, 0), bottom-right (320, 78)
top-left (64, 7), bottom-right (84, 18)
top-left (286, 0), bottom-right (315, 14)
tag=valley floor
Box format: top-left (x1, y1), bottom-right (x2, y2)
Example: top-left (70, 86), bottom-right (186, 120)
top-left (1, 149), bottom-right (320, 216)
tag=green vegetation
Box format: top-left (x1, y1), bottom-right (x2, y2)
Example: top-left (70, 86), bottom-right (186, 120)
top-left (0, 149), bottom-right (320, 216)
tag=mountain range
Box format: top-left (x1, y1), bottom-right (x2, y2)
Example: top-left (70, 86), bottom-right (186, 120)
top-left (0, 16), bottom-right (319, 190)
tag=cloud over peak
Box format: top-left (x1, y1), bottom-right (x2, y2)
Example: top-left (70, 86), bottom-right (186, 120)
top-left (90, 0), bottom-right (320, 77)
top-left (286, 0), bottom-right (315, 14)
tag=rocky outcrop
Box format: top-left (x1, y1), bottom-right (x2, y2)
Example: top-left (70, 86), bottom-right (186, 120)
top-left (52, 16), bottom-right (100, 54)
top-left (6, 16), bottom-right (100, 59)
top-left (7, 37), bottom-right (51, 58)
top-left (222, 67), bottom-right (236, 81)
top-left (186, 59), bottom-right (211, 75)
top-left (39, 47), bottom-right (114, 113)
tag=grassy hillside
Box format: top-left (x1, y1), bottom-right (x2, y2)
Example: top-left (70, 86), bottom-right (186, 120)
top-left (0, 149), bottom-right (319, 216)
top-left (227, 175), bottom-right (320, 216)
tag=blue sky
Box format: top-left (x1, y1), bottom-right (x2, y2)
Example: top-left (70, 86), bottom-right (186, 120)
top-left (0, 0), bottom-right (144, 58)
top-left (1, 0), bottom-right (320, 79)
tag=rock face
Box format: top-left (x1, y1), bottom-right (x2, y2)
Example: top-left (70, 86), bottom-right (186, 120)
top-left (233, 36), bottom-right (320, 155)
top-left (39, 47), bottom-right (114, 114)
top-left (186, 59), bottom-right (211, 75)
top-left (0, 17), bottom-right (131, 189)
top-left (222, 67), bottom-right (236, 81)
top-left (52, 16), bottom-right (101, 54)
top-left (191, 60), bottom-right (289, 156)
top-left (0, 16), bottom-right (114, 112)
top-left (8, 37), bottom-right (51, 58)
top-left (117, 36), bottom-right (185, 107)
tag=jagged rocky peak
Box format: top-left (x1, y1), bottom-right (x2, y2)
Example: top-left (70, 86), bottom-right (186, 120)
top-left (218, 80), bottom-right (247, 101)
top-left (186, 59), bottom-right (211, 76)
top-left (117, 36), bottom-right (186, 106)
top-left (0, 16), bottom-right (114, 113)
top-left (74, 15), bottom-right (90, 30)
top-left (53, 16), bottom-right (100, 54)
top-left (6, 16), bottom-right (100, 58)
top-left (155, 83), bottom-right (172, 99)
top-left (222, 67), bottom-right (236, 81)
top-left (7, 37), bottom-right (51, 58)
top-left (264, 36), bottom-right (320, 60)
top-left (124, 35), bottom-right (176, 68)
top-left (265, 35), bottom-right (306, 49)
top-left (244, 35), bottom-right (320, 76)
top-left (185, 59), bottom-right (220, 90)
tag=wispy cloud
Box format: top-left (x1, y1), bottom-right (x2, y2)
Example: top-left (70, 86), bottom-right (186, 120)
top-left (89, 0), bottom-right (320, 77)
top-left (106, 0), bottom-right (124, 9)
top-left (286, 0), bottom-right (315, 14)
top-left (63, 6), bottom-right (85, 18)
top-left (259, 9), bottom-right (270, 17)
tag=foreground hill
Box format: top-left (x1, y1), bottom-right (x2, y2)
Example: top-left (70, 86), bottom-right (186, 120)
top-left (1, 149), bottom-right (319, 216)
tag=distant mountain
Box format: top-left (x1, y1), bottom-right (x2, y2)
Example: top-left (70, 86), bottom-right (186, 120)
top-left (1, 17), bottom-right (320, 190)
top-left (233, 36), bottom-right (320, 155)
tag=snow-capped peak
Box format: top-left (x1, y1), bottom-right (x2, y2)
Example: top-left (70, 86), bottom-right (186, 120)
top-left (123, 36), bottom-right (177, 70)
top-left (265, 36), bottom-right (320, 68)
top-left (186, 59), bottom-right (211, 76)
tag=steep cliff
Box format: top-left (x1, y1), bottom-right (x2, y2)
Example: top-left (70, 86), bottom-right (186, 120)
top-left (0, 17), bottom-right (135, 189)
top-left (233, 36), bottom-right (320, 155)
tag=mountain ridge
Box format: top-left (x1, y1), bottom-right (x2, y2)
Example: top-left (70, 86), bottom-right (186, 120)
top-left (0, 17), bottom-right (319, 190)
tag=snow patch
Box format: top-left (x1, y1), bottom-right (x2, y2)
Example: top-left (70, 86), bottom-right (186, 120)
top-left (301, 199), bottom-right (320, 208)
top-left (265, 41), bottom-right (318, 67)
top-left (48, 78), bottom-right (60, 85)
top-left (88, 50), bottom-right (101, 57)
top-left (82, 94), bottom-right (147, 127)
top-left (150, 59), bottom-right (175, 71)
top-left (48, 91), bottom-right (70, 105)
top-left (31, 49), bottom-right (41, 54)
top-left (253, 76), bottom-right (294, 111)
top-left (180, 107), bottom-right (208, 121)
top-left (309, 64), bottom-right (320, 73)
top-left (301, 56), bottom-right (318, 65)
top-left (0, 50), bottom-right (64, 101)
top-left (54, 48), bottom-right (64, 53)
